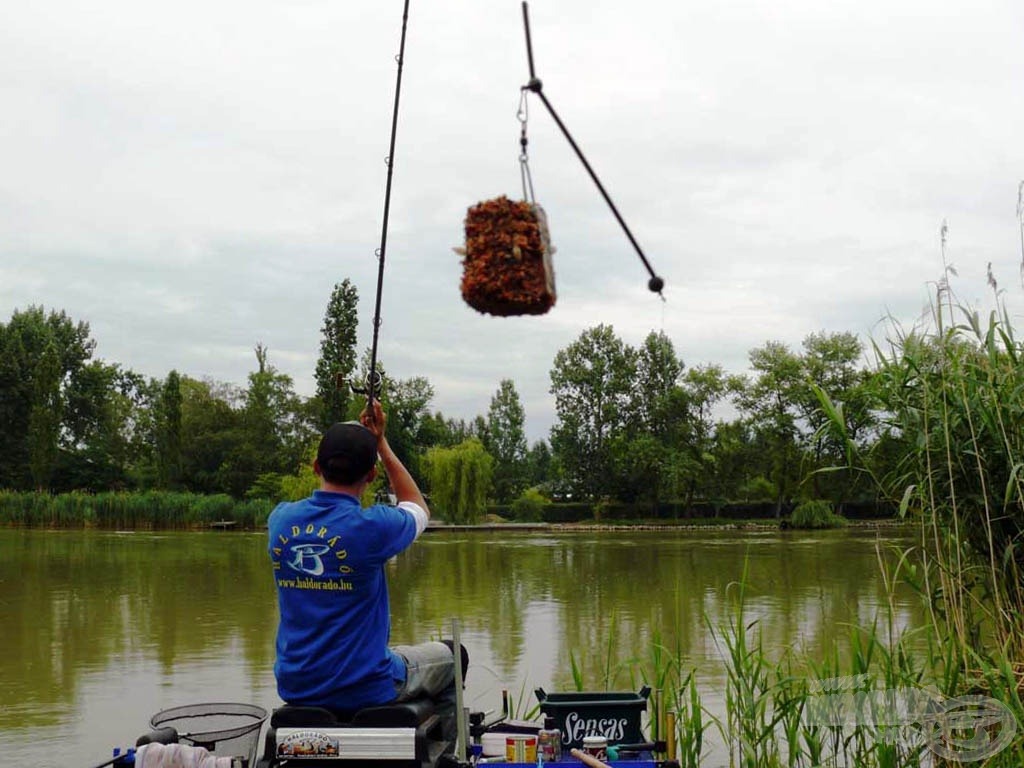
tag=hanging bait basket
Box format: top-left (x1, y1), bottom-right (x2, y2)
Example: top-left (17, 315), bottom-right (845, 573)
top-left (459, 195), bottom-right (556, 316)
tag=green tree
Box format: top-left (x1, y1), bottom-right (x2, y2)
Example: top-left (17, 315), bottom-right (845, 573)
top-left (485, 379), bottom-right (528, 503)
top-left (732, 341), bottom-right (804, 517)
top-left (61, 362), bottom-right (143, 490)
top-left (155, 370), bottom-right (183, 489)
top-left (796, 331), bottom-right (873, 504)
top-left (223, 345), bottom-right (313, 497)
top-left (424, 438), bottom-right (493, 523)
top-left (315, 279), bottom-right (359, 428)
top-left (705, 418), bottom-right (760, 503)
top-left (630, 331), bottom-right (684, 430)
top-left (525, 439), bottom-right (552, 489)
top-left (179, 377), bottom-right (245, 494)
top-left (471, 414), bottom-right (488, 445)
top-left (550, 325), bottom-right (636, 499)
top-left (385, 375), bottom-right (435, 481)
top-left (0, 307), bottom-right (95, 489)
top-left (350, 352), bottom-right (440, 487)
top-left (27, 341), bottom-right (62, 490)
top-left (0, 328), bottom-right (24, 487)
top-left (417, 412), bottom-right (474, 449)
top-left (609, 431), bottom-right (665, 506)
top-left (677, 364), bottom-right (730, 510)
top-left (616, 331), bottom-right (686, 508)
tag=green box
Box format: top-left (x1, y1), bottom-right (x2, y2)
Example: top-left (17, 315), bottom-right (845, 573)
top-left (534, 686), bottom-right (650, 751)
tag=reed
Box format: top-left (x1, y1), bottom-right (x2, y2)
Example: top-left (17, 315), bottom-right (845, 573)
top-left (869, 283), bottom-right (1024, 659)
top-left (807, 259), bottom-right (1024, 762)
top-left (714, 578), bottom-right (785, 767)
top-left (0, 490), bottom-right (273, 529)
top-left (673, 669), bottom-right (712, 768)
top-left (562, 549), bottom-right (1021, 766)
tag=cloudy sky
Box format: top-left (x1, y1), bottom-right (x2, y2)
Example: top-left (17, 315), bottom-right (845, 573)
top-left (3, 0), bottom-right (1023, 441)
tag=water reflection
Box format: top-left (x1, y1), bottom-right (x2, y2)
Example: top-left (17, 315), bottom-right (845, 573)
top-left (0, 527), bottom-right (921, 765)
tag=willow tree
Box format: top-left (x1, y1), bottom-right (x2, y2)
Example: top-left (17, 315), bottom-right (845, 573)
top-left (424, 438), bottom-right (493, 524)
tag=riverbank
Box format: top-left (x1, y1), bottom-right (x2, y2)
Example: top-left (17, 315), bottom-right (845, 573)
top-left (426, 518), bottom-right (910, 533)
top-left (0, 489), bottom-right (905, 531)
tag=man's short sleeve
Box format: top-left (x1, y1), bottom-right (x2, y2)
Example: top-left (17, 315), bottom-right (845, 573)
top-left (398, 501), bottom-right (428, 538)
top-left (369, 503), bottom-right (419, 561)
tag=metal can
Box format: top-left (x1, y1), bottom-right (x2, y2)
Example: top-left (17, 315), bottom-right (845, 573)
top-left (505, 734), bottom-right (537, 763)
top-left (582, 735), bottom-right (608, 761)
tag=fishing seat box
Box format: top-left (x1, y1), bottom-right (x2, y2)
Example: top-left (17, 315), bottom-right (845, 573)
top-left (535, 685), bottom-right (650, 751)
top-left (258, 699), bottom-right (448, 768)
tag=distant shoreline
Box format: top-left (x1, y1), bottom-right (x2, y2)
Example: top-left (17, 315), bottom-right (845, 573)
top-left (426, 519), bottom-right (909, 533)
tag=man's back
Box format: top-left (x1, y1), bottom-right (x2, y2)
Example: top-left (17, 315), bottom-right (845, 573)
top-left (268, 489), bottom-right (418, 711)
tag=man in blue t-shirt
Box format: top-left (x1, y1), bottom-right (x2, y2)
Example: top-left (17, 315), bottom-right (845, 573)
top-left (268, 399), bottom-right (464, 737)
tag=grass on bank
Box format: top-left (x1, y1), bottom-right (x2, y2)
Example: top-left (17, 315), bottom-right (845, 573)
top-left (0, 490), bottom-right (273, 529)
top-left (1, 489), bottom-right (897, 530)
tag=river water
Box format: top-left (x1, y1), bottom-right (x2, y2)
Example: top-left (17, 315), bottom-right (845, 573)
top-left (0, 526), bottom-right (922, 765)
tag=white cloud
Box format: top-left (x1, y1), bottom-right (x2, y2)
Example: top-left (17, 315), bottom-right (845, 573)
top-left (2, 0), bottom-right (1023, 443)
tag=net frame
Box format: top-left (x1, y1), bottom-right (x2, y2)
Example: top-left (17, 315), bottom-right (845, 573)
top-left (149, 702), bottom-right (268, 763)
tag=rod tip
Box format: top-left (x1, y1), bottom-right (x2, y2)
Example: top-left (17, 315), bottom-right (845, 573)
top-left (648, 275), bottom-right (665, 293)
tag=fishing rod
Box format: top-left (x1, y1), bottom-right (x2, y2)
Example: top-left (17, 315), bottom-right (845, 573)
top-left (519, 1), bottom-right (665, 296)
top-left (361, 0), bottom-right (660, 406)
top-left (360, 0), bottom-right (412, 416)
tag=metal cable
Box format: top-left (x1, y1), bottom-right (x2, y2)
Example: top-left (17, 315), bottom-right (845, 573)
top-left (517, 89), bottom-right (536, 204)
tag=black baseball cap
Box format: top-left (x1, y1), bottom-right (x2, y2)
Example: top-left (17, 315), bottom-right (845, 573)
top-left (316, 421), bottom-right (378, 483)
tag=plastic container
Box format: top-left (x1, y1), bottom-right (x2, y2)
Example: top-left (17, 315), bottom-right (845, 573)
top-left (480, 732), bottom-right (505, 756)
top-left (504, 734), bottom-right (537, 763)
top-left (481, 719), bottom-right (541, 757)
top-left (538, 716), bottom-right (562, 764)
top-left (535, 686), bottom-right (650, 751)
top-left (582, 735), bottom-right (608, 761)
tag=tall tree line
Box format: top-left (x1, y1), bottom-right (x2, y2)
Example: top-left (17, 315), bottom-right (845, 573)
top-left (0, 294), bottom-right (884, 513)
top-left (547, 324), bottom-right (874, 513)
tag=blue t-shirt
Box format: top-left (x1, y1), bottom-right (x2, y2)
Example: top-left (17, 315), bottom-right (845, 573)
top-left (268, 490), bottom-right (418, 711)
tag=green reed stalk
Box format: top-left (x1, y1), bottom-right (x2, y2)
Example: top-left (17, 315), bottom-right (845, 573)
top-left (714, 566), bottom-right (790, 768)
top-left (814, 265), bottom-right (1024, 696)
top-left (558, 538), bottom-right (1022, 767)
top-left (674, 670), bottom-right (711, 768)
top-left (0, 490), bottom-right (272, 529)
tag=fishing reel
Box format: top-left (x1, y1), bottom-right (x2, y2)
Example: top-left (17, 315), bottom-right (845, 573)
top-left (349, 370), bottom-right (384, 399)
top-left (333, 370), bottom-right (384, 399)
